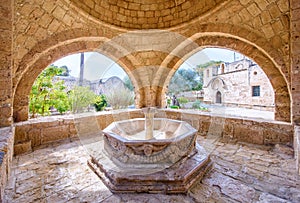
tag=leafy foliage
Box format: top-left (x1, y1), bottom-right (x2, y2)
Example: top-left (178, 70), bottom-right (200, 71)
top-left (94, 95), bottom-right (107, 111)
top-left (69, 86), bottom-right (96, 113)
top-left (105, 85), bottom-right (134, 109)
top-left (29, 66), bottom-right (70, 118)
top-left (192, 100), bottom-right (209, 111)
top-left (178, 97), bottom-right (188, 104)
top-left (57, 65), bottom-right (70, 76)
top-left (169, 68), bottom-right (202, 94)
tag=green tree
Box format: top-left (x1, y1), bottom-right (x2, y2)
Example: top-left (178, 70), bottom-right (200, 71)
top-left (169, 68), bottom-right (200, 94)
top-left (105, 85), bottom-right (134, 109)
top-left (94, 95), bottom-right (107, 111)
top-left (69, 86), bottom-right (96, 113)
top-left (177, 97), bottom-right (189, 108)
top-left (29, 65), bottom-right (70, 118)
top-left (57, 65), bottom-right (70, 76)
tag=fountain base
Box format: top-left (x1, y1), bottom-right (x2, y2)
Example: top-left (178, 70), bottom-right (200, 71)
top-left (88, 143), bottom-right (212, 194)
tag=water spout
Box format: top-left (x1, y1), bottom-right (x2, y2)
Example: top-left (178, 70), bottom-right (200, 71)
top-left (142, 107), bottom-right (157, 139)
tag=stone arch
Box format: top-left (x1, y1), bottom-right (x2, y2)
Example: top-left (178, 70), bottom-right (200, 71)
top-left (161, 33), bottom-right (290, 122)
top-left (13, 34), bottom-right (138, 122)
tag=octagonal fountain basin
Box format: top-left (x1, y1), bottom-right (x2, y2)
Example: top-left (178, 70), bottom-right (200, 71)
top-left (88, 114), bottom-right (212, 194)
top-left (102, 118), bottom-right (197, 165)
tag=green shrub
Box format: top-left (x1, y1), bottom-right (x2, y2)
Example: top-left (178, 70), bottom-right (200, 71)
top-left (192, 100), bottom-right (209, 111)
top-left (94, 95), bottom-right (107, 111)
top-left (192, 100), bottom-right (201, 109)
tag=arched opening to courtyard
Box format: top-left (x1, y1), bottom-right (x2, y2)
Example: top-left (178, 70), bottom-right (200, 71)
top-left (166, 48), bottom-right (276, 120)
top-left (27, 51), bottom-right (136, 118)
top-left (161, 31), bottom-right (291, 123)
top-left (12, 34), bottom-right (139, 122)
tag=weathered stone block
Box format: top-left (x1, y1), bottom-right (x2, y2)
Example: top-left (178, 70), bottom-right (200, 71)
top-left (223, 123), bottom-right (234, 140)
top-left (28, 128), bottom-right (41, 147)
top-left (41, 125), bottom-right (69, 144)
top-left (14, 141), bottom-right (32, 155)
top-left (69, 123), bottom-right (77, 138)
top-left (234, 125), bottom-right (263, 144)
top-left (14, 125), bottom-right (29, 144)
top-left (199, 120), bottom-right (210, 136)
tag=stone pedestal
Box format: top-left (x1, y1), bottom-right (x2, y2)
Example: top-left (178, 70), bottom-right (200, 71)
top-left (88, 116), bottom-right (212, 193)
top-left (88, 143), bottom-right (211, 194)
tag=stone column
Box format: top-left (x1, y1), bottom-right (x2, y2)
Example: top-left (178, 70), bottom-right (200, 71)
top-left (291, 0), bottom-right (300, 175)
top-left (129, 51), bottom-right (172, 108)
top-left (291, 1), bottom-right (300, 124)
top-left (0, 0), bottom-right (13, 127)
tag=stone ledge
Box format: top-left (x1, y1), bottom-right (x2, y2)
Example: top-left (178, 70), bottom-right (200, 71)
top-left (162, 109), bottom-right (294, 146)
top-left (13, 109), bottom-right (294, 156)
top-left (13, 110), bottom-right (144, 155)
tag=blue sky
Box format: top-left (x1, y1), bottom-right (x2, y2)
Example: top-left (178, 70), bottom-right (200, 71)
top-left (53, 48), bottom-right (244, 80)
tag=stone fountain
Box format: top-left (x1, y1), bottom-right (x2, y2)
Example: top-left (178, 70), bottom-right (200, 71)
top-left (88, 107), bottom-right (212, 194)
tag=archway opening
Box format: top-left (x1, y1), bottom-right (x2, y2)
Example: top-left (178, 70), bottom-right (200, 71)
top-left (167, 48), bottom-right (275, 120)
top-left (28, 52), bottom-right (135, 119)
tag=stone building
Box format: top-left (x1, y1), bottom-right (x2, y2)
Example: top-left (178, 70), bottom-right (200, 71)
top-left (53, 75), bottom-right (78, 92)
top-left (90, 76), bottom-right (126, 95)
top-left (203, 59), bottom-right (275, 111)
top-left (53, 75), bottom-right (126, 95)
top-left (0, 0), bottom-right (300, 202)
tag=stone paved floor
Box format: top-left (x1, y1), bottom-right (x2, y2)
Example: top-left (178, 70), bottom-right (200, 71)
top-left (4, 135), bottom-right (300, 203)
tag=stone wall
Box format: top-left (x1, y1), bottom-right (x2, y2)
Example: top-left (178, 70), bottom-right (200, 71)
top-left (13, 110), bottom-right (144, 155)
top-left (161, 110), bottom-right (293, 146)
top-left (13, 110), bottom-right (293, 156)
top-left (291, 1), bottom-right (300, 124)
top-left (0, 0), bottom-right (13, 127)
top-left (0, 127), bottom-right (14, 201)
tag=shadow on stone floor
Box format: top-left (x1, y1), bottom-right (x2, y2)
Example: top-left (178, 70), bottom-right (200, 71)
top-left (4, 136), bottom-right (300, 203)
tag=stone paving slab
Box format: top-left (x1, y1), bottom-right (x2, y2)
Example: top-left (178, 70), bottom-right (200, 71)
top-left (4, 135), bottom-right (300, 203)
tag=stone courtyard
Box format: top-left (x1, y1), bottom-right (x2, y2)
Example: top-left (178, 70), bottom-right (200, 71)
top-left (4, 133), bottom-right (299, 203)
top-left (1, 0), bottom-right (300, 202)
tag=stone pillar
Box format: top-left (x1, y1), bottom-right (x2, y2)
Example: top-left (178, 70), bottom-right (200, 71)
top-left (128, 51), bottom-right (172, 109)
top-left (291, 1), bottom-right (300, 124)
top-left (13, 95), bottom-right (29, 122)
top-left (291, 0), bottom-right (300, 175)
top-left (136, 86), bottom-right (164, 108)
top-left (0, 0), bottom-right (13, 127)
top-left (274, 87), bottom-right (291, 122)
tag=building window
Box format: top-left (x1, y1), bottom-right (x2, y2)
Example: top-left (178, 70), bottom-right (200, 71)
top-left (206, 69), bottom-right (209, 77)
top-left (216, 91), bottom-right (222, 103)
top-left (252, 86), bottom-right (260, 97)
